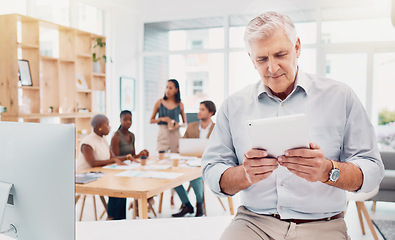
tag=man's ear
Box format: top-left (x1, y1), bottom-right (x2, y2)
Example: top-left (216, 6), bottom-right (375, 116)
top-left (295, 37), bottom-right (301, 58)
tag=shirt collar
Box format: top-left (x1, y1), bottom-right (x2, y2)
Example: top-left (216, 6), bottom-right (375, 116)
top-left (256, 68), bottom-right (311, 100)
top-left (199, 121), bottom-right (212, 131)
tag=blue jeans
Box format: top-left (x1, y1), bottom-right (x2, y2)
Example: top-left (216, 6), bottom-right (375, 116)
top-left (174, 177), bottom-right (203, 205)
top-left (107, 197), bottom-right (126, 220)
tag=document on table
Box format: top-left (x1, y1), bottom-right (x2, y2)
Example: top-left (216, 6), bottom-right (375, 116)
top-left (103, 163), bottom-right (140, 170)
top-left (116, 171), bottom-right (184, 179)
top-left (186, 158), bottom-right (201, 167)
top-left (143, 164), bottom-right (171, 170)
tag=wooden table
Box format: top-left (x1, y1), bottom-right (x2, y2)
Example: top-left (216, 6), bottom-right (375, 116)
top-left (75, 158), bottom-right (202, 219)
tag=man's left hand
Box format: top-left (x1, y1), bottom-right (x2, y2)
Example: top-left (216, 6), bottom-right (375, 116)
top-left (277, 142), bottom-right (331, 182)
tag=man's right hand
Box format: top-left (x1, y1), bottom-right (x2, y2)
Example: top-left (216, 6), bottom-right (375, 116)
top-left (243, 148), bottom-right (279, 184)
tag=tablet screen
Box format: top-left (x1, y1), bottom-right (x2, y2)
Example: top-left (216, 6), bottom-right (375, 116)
top-left (246, 114), bottom-right (309, 157)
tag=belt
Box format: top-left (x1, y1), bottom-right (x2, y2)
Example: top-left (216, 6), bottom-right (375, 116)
top-left (269, 212), bottom-right (344, 224)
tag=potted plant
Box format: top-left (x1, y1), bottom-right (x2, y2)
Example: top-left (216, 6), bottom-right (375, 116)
top-left (92, 38), bottom-right (111, 72)
top-left (0, 105), bottom-right (6, 121)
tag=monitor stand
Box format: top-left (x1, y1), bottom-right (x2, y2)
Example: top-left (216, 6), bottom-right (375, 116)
top-left (0, 182), bottom-right (14, 234)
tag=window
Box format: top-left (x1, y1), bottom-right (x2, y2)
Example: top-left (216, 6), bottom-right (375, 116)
top-left (374, 52), bottom-right (395, 150)
top-left (169, 54), bottom-right (224, 111)
top-left (325, 53), bottom-right (367, 106)
top-left (0, 0), bottom-right (26, 15)
top-left (36, 0), bottom-right (70, 26)
top-left (77, 2), bottom-right (104, 35)
top-left (169, 28), bottom-right (224, 51)
top-left (322, 18), bottom-right (395, 43)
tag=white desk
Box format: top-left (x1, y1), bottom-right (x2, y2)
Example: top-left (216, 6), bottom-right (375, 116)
top-left (1, 216), bottom-right (233, 240)
top-left (76, 216), bottom-right (232, 240)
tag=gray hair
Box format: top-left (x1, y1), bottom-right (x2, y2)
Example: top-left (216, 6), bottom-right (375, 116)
top-left (244, 11), bottom-right (297, 53)
top-left (90, 114), bottom-right (108, 128)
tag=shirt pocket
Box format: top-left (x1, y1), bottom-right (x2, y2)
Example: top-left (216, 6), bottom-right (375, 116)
top-left (309, 126), bottom-right (342, 160)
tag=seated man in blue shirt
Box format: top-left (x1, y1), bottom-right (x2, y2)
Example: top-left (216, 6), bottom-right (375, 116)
top-left (202, 11), bottom-right (384, 240)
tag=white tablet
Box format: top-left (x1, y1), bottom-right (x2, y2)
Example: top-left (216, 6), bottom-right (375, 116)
top-left (246, 114), bottom-right (309, 158)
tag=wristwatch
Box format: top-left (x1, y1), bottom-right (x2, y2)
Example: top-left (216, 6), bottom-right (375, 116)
top-left (325, 160), bottom-right (340, 183)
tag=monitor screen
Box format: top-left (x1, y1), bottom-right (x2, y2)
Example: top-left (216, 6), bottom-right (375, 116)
top-left (0, 122), bottom-right (75, 240)
top-left (186, 112), bottom-right (199, 123)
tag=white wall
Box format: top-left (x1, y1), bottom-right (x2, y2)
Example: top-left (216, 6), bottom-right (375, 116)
top-left (134, 0), bottom-right (378, 23)
top-left (105, 5), bottom-right (143, 149)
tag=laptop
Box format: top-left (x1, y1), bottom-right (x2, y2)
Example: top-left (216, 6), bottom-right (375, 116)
top-left (179, 138), bottom-right (208, 157)
top-left (75, 172), bottom-right (103, 184)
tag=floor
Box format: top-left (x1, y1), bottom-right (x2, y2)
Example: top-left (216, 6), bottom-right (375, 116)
top-left (76, 184), bottom-right (395, 240)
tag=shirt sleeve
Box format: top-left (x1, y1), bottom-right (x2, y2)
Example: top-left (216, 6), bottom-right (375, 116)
top-left (341, 88), bottom-right (385, 193)
top-left (201, 100), bottom-right (239, 197)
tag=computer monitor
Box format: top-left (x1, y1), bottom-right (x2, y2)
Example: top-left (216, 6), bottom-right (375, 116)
top-left (186, 112), bottom-right (199, 123)
top-left (0, 122), bottom-right (75, 240)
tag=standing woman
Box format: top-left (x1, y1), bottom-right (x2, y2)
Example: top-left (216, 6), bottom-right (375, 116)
top-left (109, 110), bottom-right (150, 220)
top-left (150, 79), bottom-right (186, 153)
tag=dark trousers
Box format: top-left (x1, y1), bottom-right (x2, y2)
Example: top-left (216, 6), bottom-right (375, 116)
top-left (107, 197), bottom-right (126, 220)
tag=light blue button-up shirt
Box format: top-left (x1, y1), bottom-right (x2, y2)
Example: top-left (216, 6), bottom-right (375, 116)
top-left (202, 70), bottom-right (384, 219)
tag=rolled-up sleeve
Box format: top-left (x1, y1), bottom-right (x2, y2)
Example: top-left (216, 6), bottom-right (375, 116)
top-left (202, 100), bottom-right (238, 197)
top-left (342, 89), bottom-right (385, 193)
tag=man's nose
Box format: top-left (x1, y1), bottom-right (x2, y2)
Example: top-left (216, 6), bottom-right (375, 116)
top-left (268, 59), bottom-right (279, 73)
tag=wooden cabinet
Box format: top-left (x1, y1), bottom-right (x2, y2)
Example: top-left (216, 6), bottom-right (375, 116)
top-left (0, 14), bottom-right (106, 142)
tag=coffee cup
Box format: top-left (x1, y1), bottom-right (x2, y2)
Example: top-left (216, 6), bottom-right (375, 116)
top-left (159, 150), bottom-right (165, 160)
top-left (172, 158), bottom-right (179, 167)
top-left (140, 156), bottom-right (147, 166)
top-left (168, 120), bottom-right (176, 130)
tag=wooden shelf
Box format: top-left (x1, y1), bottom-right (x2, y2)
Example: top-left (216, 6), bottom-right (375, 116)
top-left (77, 53), bottom-right (91, 58)
top-left (0, 14), bottom-right (107, 155)
top-left (17, 42), bottom-right (39, 49)
top-left (18, 112), bottom-right (95, 119)
top-left (93, 72), bottom-right (106, 77)
top-left (40, 55), bottom-right (58, 61)
top-left (77, 89), bottom-right (92, 93)
top-left (18, 86), bottom-right (40, 90)
top-left (60, 58), bottom-right (75, 63)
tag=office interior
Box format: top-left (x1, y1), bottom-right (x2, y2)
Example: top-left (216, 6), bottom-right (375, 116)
top-left (1, 0), bottom-right (395, 239)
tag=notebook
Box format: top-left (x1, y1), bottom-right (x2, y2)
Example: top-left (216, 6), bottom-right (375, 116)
top-left (75, 172), bottom-right (103, 184)
top-left (179, 138), bottom-right (208, 157)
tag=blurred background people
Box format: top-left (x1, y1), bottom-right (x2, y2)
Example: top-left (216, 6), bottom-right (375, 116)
top-left (109, 110), bottom-right (150, 220)
top-left (77, 114), bottom-right (138, 220)
top-left (172, 101), bottom-right (216, 217)
top-left (150, 79), bottom-right (186, 153)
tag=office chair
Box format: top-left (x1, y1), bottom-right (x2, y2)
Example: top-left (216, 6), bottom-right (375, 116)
top-left (346, 186), bottom-right (380, 240)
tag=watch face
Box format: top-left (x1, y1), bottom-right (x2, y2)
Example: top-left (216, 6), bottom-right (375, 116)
top-left (330, 169), bottom-right (340, 182)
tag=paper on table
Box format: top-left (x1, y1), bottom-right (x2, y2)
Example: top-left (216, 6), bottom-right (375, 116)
top-left (186, 159), bottom-right (202, 167)
top-left (0, 182), bottom-right (13, 228)
top-left (180, 156), bottom-right (200, 161)
top-left (116, 171), bottom-right (184, 179)
top-left (103, 163), bottom-right (140, 170)
top-left (143, 165), bottom-right (171, 170)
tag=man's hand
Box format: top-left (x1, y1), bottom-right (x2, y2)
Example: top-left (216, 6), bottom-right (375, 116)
top-left (277, 142), bottom-right (331, 182)
top-left (243, 148), bottom-right (279, 184)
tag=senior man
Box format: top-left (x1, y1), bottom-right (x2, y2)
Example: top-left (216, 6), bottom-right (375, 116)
top-left (202, 11), bottom-right (384, 240)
